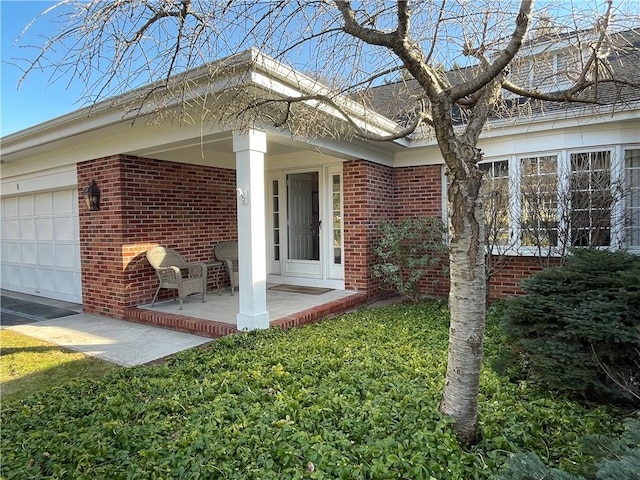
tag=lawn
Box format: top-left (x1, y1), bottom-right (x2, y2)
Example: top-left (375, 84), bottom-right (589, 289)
top-left (0, 303), bottom-right (623, 479)
top-left (0, 329), bottom-right (117, 404)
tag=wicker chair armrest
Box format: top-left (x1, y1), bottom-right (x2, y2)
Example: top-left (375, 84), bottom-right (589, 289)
top-left (186, 262), bottom-right (207, 279)
top-left (156, 266), bottom-right (183, 283)
top-left (222, 259), bottom-right (235, 274)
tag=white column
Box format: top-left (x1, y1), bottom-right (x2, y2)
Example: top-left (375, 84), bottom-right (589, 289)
top-left (233, 129), bottom-right (269, 330)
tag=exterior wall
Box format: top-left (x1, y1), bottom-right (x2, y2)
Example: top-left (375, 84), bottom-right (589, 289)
top-left (393, 165), bottom-right (449, 298)
top-left (488, 256), bottom-right (561, 300)
top-left (345, 161), bottom-right (555, 302)
top-left (343, 159), bottom-right (395, 294)
top-left (78, 155), bottom-right (236, 318)
top-left (342, 161), bottom-right (449, 299)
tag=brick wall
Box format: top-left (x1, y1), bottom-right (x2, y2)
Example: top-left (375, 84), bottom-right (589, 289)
top-left (78, 155), bottom-right (237, 318)
top-left (350, 162), bottom-right (553, 301)
top-left (488, 255), bottom-right (561, 300)
top-left (343, 159), bottom-right (395, 294)
top-left (77, 154), bottom-right (558, 317)
top-left (392, 165), bottom-right (449, 298)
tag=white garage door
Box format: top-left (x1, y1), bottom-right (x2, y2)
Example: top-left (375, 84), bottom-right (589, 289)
top-left (1, 189), bottom-right (82, 303)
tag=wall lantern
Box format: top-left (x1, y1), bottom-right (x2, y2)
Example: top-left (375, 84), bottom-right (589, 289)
top-left (83, 180), bottom-right (101, 211)
top-left (236, 187), bottom-right (249, 205)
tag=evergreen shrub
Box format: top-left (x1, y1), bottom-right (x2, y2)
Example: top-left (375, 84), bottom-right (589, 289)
top-left (499, 248), bottom-right (640, 406)
top-left (498, 416), bottom-right (640, 480)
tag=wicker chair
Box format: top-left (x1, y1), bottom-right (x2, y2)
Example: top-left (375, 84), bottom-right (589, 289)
top-left (214, 240), bottom-right (239, 295)
top-left (146, 246), bottom-right (207, 309)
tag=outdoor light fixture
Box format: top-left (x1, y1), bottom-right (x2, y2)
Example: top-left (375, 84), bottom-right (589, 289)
top-left (236, 187), bottom-right (249, 205)
top-left (83, 180), bottom-right (101, 211)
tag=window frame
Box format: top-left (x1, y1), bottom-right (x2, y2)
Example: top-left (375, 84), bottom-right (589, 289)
top-left (476, 145), bottom-right (639, 257)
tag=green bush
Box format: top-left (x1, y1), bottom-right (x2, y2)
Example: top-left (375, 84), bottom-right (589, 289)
top-left (373, 217), bottom-right (447, 301)
top-left (499, 248), bottom-right (640, 406)
top-left (498, 416), bottom-right (640, 480)
top-left (1, 303), bottom-right (622, 479)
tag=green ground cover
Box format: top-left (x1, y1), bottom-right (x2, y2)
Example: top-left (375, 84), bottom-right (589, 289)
top-left (0, 303), bottom-right (624, 479)
top-left (0, 330), bottom-right (117, 404)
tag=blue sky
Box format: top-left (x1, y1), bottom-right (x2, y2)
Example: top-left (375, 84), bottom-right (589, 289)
top-left (1, 1), bottom-right (83, 136)
top-left (2, 1), bottom-right (637, 137)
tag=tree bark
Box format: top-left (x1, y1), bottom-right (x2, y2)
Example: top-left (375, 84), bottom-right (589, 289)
top-left (439, 146), bottom-right (487, 444)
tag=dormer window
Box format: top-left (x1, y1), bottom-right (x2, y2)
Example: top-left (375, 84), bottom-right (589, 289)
top-left (505, 46), bottom-right (586, 98)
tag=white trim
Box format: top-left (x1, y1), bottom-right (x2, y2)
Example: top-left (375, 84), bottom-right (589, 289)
top-left (1, 165), bottom-right (77, 196)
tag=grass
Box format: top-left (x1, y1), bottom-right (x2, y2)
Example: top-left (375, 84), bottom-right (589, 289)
top-left (0, 329), bottom-right (117, 404)
top-left (0, 303), bottom-right (625, 479)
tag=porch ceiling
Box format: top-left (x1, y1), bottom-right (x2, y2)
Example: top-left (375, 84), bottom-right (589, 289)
top-left (124, 129), bottom-right (402, 168)
top-left (125, 134), bottom-right (305, 167)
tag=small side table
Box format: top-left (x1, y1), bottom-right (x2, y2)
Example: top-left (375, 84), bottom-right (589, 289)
top-left (204, 261), bottom-right (225, 295)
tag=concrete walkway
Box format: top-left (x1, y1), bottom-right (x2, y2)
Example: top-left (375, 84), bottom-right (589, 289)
top-left (1, 291), bottom-right (210, 367)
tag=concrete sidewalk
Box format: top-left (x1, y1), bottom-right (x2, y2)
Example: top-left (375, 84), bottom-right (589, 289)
top-left (2, 292), bottom-right (211, 367)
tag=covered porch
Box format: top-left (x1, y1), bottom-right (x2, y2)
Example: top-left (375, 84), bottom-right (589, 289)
top-left (125, 285), bottom-right (368, 338)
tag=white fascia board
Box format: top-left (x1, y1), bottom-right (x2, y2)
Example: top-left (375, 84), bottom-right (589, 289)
top-left (249, 71), bottom-right (400, 140)
top-left (297, 135), bottom-right (396, 166)
top-left (482, 102), bottom-right (640, 136)
top-left (406, 101), bottom-right (640, 150)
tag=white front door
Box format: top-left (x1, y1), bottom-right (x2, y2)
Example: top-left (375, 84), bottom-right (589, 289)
top-left (284, 171), bottom-right (322, 277)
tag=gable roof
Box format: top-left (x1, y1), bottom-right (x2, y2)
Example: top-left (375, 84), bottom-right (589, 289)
top-left (364, 28), bottom-right (640, 135)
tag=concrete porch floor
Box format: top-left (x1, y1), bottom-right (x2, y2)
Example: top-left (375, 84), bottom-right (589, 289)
top-left (126, 285), bottom-right (369, 338)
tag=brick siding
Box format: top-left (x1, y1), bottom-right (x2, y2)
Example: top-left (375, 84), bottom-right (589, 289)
top-left (78, 155), bottom-right (237, 318)
top-left (344, 160), bottom-right (547, 301)
top-left (488, 255), bottom-right (561, 300)
top-left (342, 160), bottom-right (395, 294)
top-left (79, 155), bottom-right (556, 318)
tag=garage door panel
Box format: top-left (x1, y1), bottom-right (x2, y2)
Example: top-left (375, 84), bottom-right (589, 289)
top-left (2, 197), bottom-right (18, 217)
top-left (21, 244), bottom-right (38, 265)
top-left (38, 269), bottom-right (56, 292)
top-left (35, 193), bottom-right (53, 215)
top-left (38, 244), bottom-right (56, 266)
top-left (5, 242), bottom-right (21, 262)
top-left (55, 270), bottom-right (78, 295)
top-left (56, 244), bottom-right (78, 268)
top-left (53, 217), bottom-right (75, 241)
top-left (53, 190), bottom-right (75, 214)
top-left (20, 266), bottom-right (38, 288)
top-left (19, 196), bottom-right (34, 215)
top-left (2, 264), bottom-right (19, 283)
top-left (36, 218), bottom-right (54, 240)
top-left (4, 220), bottom-right (20, 240)
top-left (19, 219), bottom-right (36, 240)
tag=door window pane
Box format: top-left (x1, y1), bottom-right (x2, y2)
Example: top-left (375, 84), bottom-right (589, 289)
top-left (332, 174), bottom-right (342, 265)
top-left (287, 172), bottom-right (320, 261)
top-left (272, 180), bottom-right (280, 261)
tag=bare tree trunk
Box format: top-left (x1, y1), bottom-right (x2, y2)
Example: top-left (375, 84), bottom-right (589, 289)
top-left (439, 150), bottom-right (486, 444)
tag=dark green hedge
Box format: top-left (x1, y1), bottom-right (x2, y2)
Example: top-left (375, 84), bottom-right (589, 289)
top-left (500, 248), bottom-right (640, 406)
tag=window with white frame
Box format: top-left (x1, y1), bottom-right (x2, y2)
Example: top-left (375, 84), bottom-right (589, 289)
top-left (480, 160), bottom-right (511, 246)
top-left (569, 151), bottom-right (612, 247)
top-left (477, 147), bottom-right (640, 254)
top-left (520, 155), bottom-right (558, 247)
top-left (625, 148), bottom-right (640, 249)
